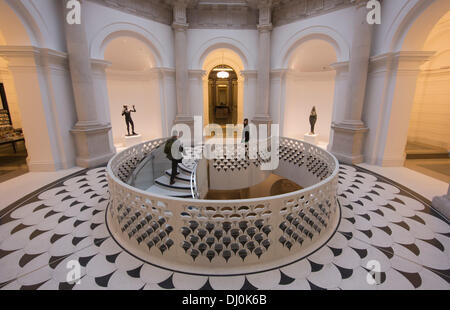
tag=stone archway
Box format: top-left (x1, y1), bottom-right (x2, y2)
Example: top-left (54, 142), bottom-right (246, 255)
top-left (364, 0), bottom-right (450, 167)
top-left (0, 0), bottom-right (77, 172)
top-left (102, 35), bottom-right (166, 148)
top-left (207, 65), bottom-right (239, 126)
top-left (282, 39), bottom-right (338, 148)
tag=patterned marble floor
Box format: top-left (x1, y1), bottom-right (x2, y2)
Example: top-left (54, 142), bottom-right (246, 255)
top-left (0, 165), bottom-right (449, 290)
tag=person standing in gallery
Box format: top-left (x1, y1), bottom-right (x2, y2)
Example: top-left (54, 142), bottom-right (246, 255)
top-left (242, 118), bottom-right (250, 144)
top-left (164, 131), bottom-right (184, 185)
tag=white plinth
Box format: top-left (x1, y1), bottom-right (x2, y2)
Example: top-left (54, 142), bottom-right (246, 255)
top-left (124, 134), bottom-right (143, 148)
top-left (304, 133), bottom-right (319, 145)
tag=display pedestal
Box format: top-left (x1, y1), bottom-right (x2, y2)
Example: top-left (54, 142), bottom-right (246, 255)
top-left (304, 133), bottom-right (319, 145)
top-left (124, 134), bottom-right (143, 148)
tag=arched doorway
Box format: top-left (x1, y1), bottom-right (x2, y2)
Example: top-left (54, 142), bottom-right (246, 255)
top-left (0, 0), bottom-right (79, 176)
top-left (199, 48), bottom-right (246, 128)
top-left (102, 36), bottom-right (164, 149)
top-left (283, 39), bottom-right (338, 148)
top-left (207, 65), bottom-right (238, 126)
top-left (364, 0), bottom-right (450, 170)
top-left (404, 11), bottom-right (450, 182)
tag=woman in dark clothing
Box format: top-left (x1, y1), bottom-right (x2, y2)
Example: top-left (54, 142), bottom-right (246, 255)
top-left (242, 119), bottom-right (250, 143)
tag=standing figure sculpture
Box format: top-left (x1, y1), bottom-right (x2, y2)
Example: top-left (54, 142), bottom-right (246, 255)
top-left (309, 106), bottom-right (318, 135)
top-left (122, 105), bottom-right (138, 136)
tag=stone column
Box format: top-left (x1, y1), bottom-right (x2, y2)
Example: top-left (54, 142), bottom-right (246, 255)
top-left (328, 61), bottom-right (349, 151)
top-left (364, 51), bottom-right (434, 166)
top-left (241, 70), bottom-right (258, 121)
top-left (269, 69), bottom-right (288, 137)
top-left (330, 0), bottom-right (372, 164)
top-left (172, 0), bottom-right (193, 128)
top-left (91, 59), bottom-right (116, 153)
top-left (156, 67), bottom-right (176, 137)
top-left (63, 0), bottom-right (114, 167)
top-left (188, 69), bottom-right (206, 119)
top-left (253, 1), bottom-right (273, 129)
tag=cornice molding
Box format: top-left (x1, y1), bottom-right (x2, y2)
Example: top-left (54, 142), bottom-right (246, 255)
top-left (188, 69), bottom-right (206, 79)
top-left (88, 0), bottom-right (355, 29)
top-left (369, 51), bottom-right (436, 75)
top-left (270, 68), bottom-right (288, 79)
top-left (330, 61), bottom-right (350, 73)
top-left (0, 46), bottom-right (69, 70)
top-left (240, 69), bottom-right (258, 79)
top-left (272, 0), bottom-right (354, 27)
top-left (285, 69), bottom-right (336, 80)
top-left (88, 0), bottom-right (173, 25)
top-left (105, 68), bottom-right (163, 81)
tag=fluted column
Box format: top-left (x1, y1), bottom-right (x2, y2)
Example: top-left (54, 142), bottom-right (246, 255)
top-left (63, 0), bottom-right (115, 167)
top-left (330, 0), bottom-right (373, 164)
top-left (172, 0), bottom-right (193, 128)
top-left (253, 1), bottom-right (273, 128)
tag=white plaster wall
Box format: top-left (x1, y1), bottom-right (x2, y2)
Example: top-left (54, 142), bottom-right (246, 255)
top-left (106, 71), bottom-right (163, 145)
top-left (408, 69), bottom-right (450, 150)
top-left (283, 72), bottom-right (335, 143)
top-left (370, 0), bottom-right (413, 56)
top-left (0, 0), bottom-right (67, 51)
top-left (44, 62), bottom-right (78, 169)
top-left (271, 6), bottom-right (353, 69)
top-left (84, 1), bottom-right (174, 68)
top-left (0, 0), bottom-right (34, 46)
top-left (26, 0), bottom-right (67, 51)
top-left (407, 12), bottom-right (450, 151)
top-left (187, 29), bottom-right (258, 70)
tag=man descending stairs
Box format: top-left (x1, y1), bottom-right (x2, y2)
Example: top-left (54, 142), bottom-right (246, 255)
top-left (146, 161), bottom-right (194, 198)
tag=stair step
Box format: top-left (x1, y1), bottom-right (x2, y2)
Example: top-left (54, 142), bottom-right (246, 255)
top-left (155, 175), bottom-right (191, 190)
top-left (406, 142), bottom-right (449, 159)
top-left (147, 184), bottom-right (192, 198)
top-left (165, 170), bottom-right (191, 182)
top-left (178, 164), bottom-right (192, 174)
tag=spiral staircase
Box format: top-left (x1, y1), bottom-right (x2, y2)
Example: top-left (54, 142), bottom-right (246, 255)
top-left (106, 137), bottom-right (340, 276)
top-left (148, 162), bottom-right (194, 198)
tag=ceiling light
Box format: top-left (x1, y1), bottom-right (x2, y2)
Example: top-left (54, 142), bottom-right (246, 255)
top-left (217, 70), bottom-right (230, 79)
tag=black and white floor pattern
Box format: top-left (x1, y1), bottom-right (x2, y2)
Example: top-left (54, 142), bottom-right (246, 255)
top-left (0, 165), bottom-right (449, 290)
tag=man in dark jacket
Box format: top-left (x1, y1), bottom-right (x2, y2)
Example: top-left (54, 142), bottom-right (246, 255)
top-left (164, 131), bottom-right (184, 185)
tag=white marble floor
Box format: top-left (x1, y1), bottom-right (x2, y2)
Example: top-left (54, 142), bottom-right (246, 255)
top-left (358, 164), bottom-right (449, 201)
top-left (0, 165), bottom-right (448, 290)
top-left (0, 167), bottom-right (83, 213)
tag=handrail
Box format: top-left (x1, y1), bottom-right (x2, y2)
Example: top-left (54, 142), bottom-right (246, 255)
top-left (127, 151), bottom-right (155, 185)
top-left (107, 137), bottom-right (339, 203)
top-left (190, 159), bottom-right (200, 199)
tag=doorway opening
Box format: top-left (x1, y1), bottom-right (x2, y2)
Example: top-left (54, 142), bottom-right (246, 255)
top-left (0, 82), bottom-right (27, 182)
top-left (404, 11), bottom-right (450, 183)
top-left (208, 65), bottom-right (238, 126)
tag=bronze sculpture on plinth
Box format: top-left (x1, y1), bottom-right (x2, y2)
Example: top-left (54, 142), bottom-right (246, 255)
top-left (122, 105), bottom-right (138, 136)
top-left (309, 106), bottom-right (318, 135)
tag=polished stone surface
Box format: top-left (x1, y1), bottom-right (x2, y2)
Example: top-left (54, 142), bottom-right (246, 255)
top-left (0, 165), bottom-right (449, 290)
